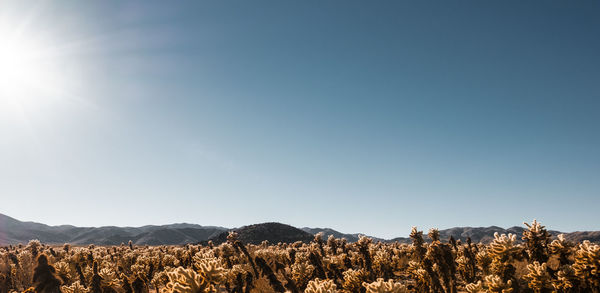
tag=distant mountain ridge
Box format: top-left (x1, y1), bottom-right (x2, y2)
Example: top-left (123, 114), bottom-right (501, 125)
top-left (302, 226), bottom-right (600, 244)
top-left (1, 213), bottom-right (598, 245)
top-left (0, 213), bottom-right (226, 245)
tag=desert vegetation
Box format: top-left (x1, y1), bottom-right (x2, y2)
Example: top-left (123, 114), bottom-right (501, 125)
top-left (1, 220), bottom-right (598, 293)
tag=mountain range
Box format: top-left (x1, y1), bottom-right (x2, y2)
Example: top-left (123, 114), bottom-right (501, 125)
top-left (1, 213), bottom-right (598, 246)
top-left (0, 213), bottom-right (226, 246)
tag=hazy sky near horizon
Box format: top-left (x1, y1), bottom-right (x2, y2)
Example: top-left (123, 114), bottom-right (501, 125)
top-left (1, 1), bottom-right (599, 238)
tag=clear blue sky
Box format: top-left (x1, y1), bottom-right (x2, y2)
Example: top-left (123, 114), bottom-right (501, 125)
top-left (1, 1), bottom-right (598, 238)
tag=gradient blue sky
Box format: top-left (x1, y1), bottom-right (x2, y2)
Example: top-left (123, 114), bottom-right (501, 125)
top-left (1, 1), bottom-right (599, 238)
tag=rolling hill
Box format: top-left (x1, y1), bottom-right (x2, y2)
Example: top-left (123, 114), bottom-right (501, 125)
top-left (207, 222), bottom-right (314, 245)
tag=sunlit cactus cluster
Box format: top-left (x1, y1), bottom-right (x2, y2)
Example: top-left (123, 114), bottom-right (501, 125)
top-left (1, 220), bottom-right (599, 293)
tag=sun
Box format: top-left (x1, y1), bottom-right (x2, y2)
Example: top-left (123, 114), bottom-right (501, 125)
top-left (0, 35), bottom-right (57, 102)
top-left (0, 26), bottom-right (64, 112)
top-left (0, 6), bottom-right (86, 126)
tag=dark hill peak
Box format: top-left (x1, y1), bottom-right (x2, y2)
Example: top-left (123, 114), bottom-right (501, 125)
top-left (208, 222), bottom-right (314, 245)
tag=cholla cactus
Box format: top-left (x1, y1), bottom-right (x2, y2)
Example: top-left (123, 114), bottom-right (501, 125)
top-left (465, 280), bottom-right (485, 293)
top-left (322, 254), bottom-right (345, 269)
top-left (406, 261), bottom-right (428, 292)
top-left (98, 267), bottom-right (120, 288)
top-left (291, 262), bottom-right (314, 289)
top-left (163, 267), bottom-right (212, 293)
top-left (409, 227), bottom-right (426, 261)
top-left (54, 261), bottom-right (72, 284)
top-left (356, 236), bottom-right (374, 274)
top-left (551, 265), bottom-right (576, 292)
top-left (342, 269), bottom-right (369, 293)
top-left (485, 274), bottom-right (513, 293)
top-left (572, 240), bottom-right (600, 290)
top-left (548, 234), bottom-right (574, 266)
top-left (61, 281), bottom-right (89, 293)
top-left (26, 240), bottom-right (42, 258)
top-left (151, 267), bottom-right (178, 293)
top-left (466, 276), bottom-right (514, 293)
top-left (489, 233), bottom-right (520, 282)
top-left (425, 236), bottom-right (456, 293)
top-left (476, 249), bottom-right (492, 276)
top-left (16, 250), bottom-right (35, 289)
top-left (254, 248), bottom-right (289, 268)
top-left (428, 228), bottom-right (440, 243)
top-left (357, 236), bottom-right (372, 248)
top-left (305, 278), bottom-right (337, 293)
top-left (327, 235), bottom-right (338, 254)
top-left (130, 263), bottom-right (149, 278)
top-left (192, 253), bottom-right (225, 284)
top-left (162, 255), bottom-right (180, 267)
top-left (489, 233), bottom-right (519, 261)
top-left (522, 220), bottom-right (551, 263)
top-left (362, 278), bottom-right (408, 293)
top-left (314, 233), bottom-right (326, 255)
top-left (372, 248), bottom-right (394, 279)
top-left (524, 261), bottom-right (550, 293)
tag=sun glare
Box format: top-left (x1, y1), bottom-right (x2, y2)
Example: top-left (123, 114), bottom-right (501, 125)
top-left (0, 26), bottom-right (64, 113)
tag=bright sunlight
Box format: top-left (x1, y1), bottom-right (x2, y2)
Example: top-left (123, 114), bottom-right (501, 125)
top-left (0, 23), bottom-right (64, 113)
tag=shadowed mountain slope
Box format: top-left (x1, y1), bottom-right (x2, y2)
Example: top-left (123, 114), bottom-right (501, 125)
top-left (207, 222), bottom-right (315, 245)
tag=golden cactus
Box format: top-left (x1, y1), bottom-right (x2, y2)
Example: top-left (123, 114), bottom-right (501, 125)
top-left (428, 228), bottom-right (440, 243)
top-left (342, 269), bottom-right (369, 292)
top-left (465, 280), bottom-right (485, 293)
top-left (488, 233), bottom-right (521, 283)
top-left (362, 278), bottom-right (408, 293)
top-left (192, 254), bottom-right (225, 285)
top-left (551, 265), bottom-right (576, 292)
top-left (572, 240), bottom-right (600, 289)
top-left (292, 262), bottom-right (315, 289)
top-left (484, 274), bottom-right (513, 293)
top-left (163, 267), bottom-right (212, 293)
top-left (524, 261), bottom-right (551, 293)
top-left (489, 233), bottom-right (519, 261)
top-left (61, 281), bottom-right (89, 293)
top-left (522, 220), bottom-right (551, 263)
top-left (305, 278), bottom-right (337, 293)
